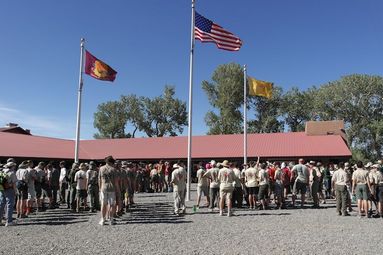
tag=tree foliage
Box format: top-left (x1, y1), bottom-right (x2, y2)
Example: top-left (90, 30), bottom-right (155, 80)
top-left (248, 86), bottom-right (284, 133)
top-left (314, 74), bottom-right (383, 159)
top-left (202, 63), bottom-right (244, 134)
top-left (280, 87), bottom-right (316, 132)
top-left (94, 86), bottom-right (187, 139)
top-left (202, 63), bottom-right (383, 160)
top-left (93, 101), bottom-right (128, 139)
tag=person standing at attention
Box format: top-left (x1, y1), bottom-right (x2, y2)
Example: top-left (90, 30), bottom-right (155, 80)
top-left (217, 160), bottom-right (235, 217)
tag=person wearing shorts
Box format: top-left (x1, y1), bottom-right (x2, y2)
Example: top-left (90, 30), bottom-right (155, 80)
top-left (98, 156), bottom-right (118, 225)
top-left (352, 161), bottom-right (371, 218)
top-left (245, 160), bottom-right (259, 210)
top-left (218, 160), bottom-right (235, 217)
top-left (291, 159), bottom-right (309, 208)
top-left (16, 161), bottom-right (29, 218)
top-left (258, 163), bottom-right (269, 210)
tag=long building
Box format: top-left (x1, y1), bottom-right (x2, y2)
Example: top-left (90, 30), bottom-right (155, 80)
top-left (0, 120), bottom-right (351, 164)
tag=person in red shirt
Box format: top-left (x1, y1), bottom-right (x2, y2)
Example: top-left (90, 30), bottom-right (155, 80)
top-left (164, 162), bottom-right (173, 192)
top-left (267, 163), bottom-right (276, 204)
top-left (281, 162), bottom-right (291, 201)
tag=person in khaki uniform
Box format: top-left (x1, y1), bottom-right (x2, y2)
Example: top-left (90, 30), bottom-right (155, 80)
top-left (203, 160), bottom-right (220, 212)
top-left (245, 160), bottom-right (259, 210)
top-left (331, 162), bottom-right (350, 216)
top-left (98, 156), bottom-right (118, 226)
top-left (309, 161), bottom-right (321, 208)
top-left (375, 165), bottom-right (383, 218)
top-left (352, 161), bottom-right (372, 218)
top-left (218, 160), bottom-right (235, 216)
top-left (171, 163), bottom-right (186, 216)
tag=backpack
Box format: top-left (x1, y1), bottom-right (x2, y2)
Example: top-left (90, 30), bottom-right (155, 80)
top-left (0, 172), bottom-right (12, 190)
top-left (0, 172), bottom-right (8, 187)
top-left (16, 180), bottom-right (28, 190)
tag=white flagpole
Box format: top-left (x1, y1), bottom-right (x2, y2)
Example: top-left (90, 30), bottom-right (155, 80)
top-left (243, 65), bottom-right (248, 166)
top-left (186, 0), bottom-right (195, 201)
top-left (74, 38), bottom-right (85, 163)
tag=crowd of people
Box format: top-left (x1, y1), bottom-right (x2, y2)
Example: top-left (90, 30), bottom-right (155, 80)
top-left (1, 156), bottom-right (383, 226)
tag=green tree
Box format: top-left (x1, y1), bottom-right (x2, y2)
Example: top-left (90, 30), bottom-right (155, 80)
top-left (248, 86), bottom-right (284, 133)
top-left (140, 86), bottom-right (187, 137)
top-left (280, 87), bottom-right (317, 132)
top-left (93, 100), bottom-right (128, 139)
top-left (314, 74), bottom-right (383, 160)
top-left (120, 94), bottom-right (145, 138)
top-left (202, 63), bottom-right (244, 134)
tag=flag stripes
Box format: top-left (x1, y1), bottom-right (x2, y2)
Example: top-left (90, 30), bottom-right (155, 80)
top-left (194, 12), bottom-right (242, 51)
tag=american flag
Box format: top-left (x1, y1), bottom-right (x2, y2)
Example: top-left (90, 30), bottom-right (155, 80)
top-left (194, 12), bottom-right (242, 51)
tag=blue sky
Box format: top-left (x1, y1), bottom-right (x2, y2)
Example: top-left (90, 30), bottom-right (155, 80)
top-left (0, 0), bottom-right (382, 139)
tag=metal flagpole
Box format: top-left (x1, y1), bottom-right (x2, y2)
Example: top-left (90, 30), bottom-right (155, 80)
top-left (243, 65), bottom-right (248, 166)
top-left (74, 38), bottom-right (85, 163)
top-left (186, 0), bottom-right (195, 201)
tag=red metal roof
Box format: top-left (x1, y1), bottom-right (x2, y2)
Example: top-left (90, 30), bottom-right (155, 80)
top-left (0, 132), bottom-right (75, 159)
top-left (0, 131), bottom-right (351, 161)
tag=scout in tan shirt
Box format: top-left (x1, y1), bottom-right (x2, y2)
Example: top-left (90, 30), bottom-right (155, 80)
top-left (217, 160), bottom-right (235, 216)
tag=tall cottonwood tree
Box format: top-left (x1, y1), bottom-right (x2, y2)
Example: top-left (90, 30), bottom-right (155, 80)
top-left (94, 86), bottom-right (187, 138)
top-left (202, 63), bottom-right (244, 134)
top-left (93, 101), bottom-right (128, 139)
top-left (314, 74), bottom-right (383, 160)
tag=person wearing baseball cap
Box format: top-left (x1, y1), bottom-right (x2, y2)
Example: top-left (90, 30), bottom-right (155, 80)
top-left (1, 162), bottom-right (17, 226)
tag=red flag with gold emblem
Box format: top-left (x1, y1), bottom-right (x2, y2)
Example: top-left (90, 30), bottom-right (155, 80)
top-left (84, 50), bottom-right (117, 82)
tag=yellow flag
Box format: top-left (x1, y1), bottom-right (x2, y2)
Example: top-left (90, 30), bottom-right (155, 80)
top-left (248, 77), bottom-right (273, 99)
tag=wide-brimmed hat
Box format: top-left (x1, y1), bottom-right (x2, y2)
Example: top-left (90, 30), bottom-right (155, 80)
top-left (173, 164), bottom-right (180, 169)
top-left (7, 158), bottom-right (16, 163)
top-left (345, 162), bottom-right (350, 168)
top-left (365, 162), bottom-right (373, 168)
top-left (210, 160), bottom-right (216, 166)
top-left (309, 161), bottom-right (316, 165)
top-left (372, 164), bottom-right (379, 169)
top-left (221, 160), bottom-right (230, 167)
top-left (5, 162), bottom-right (16, 168)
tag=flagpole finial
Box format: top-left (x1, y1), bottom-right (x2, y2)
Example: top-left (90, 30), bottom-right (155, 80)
top-left (80, 38), bottom-right (85, 46)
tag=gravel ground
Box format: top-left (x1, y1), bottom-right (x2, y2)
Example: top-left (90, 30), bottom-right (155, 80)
top-left (1, 185), bottom-right (383, 255)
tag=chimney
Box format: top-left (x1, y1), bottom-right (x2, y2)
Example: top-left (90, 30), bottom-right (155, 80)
top-left (6, 123), bottom-right (18, 127)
